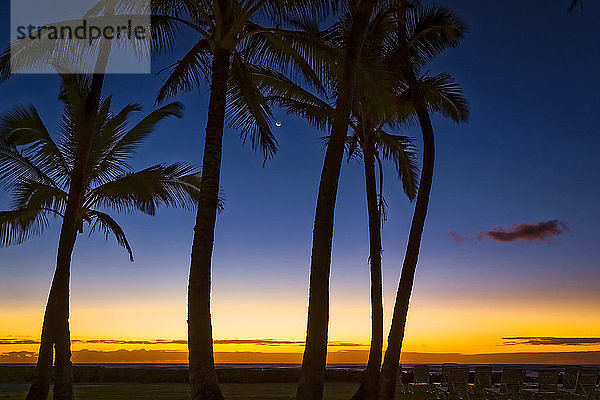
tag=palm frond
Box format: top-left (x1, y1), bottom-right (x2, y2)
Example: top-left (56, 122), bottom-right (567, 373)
top-left (281, 15), bottom-right (344, 93)
top-left (85, 96), bottom-right (120, 180)
top-left (262, 0), bottom-right (336, 25)
top-left (89, 102), bottom-right (184, 184)
top-left (0, 106), bottom-right (68, 187)
top-left (150, 14), bottom-right (185, 54)
top-left (87, 163), bottom-right (203, 215)
top-left (55, 73), bottom-right (98, 171)
top-left (92, 103), bottom-right (145, 174)
top-left (242, 26), bottom-right (327, 95)
top-left (0, 208), bottom-right (53, 246)
top-left (85, 209), bottom-right (134, 261)
top-left (156, 39), bottom-right (212, 103)
top-left (0, 147), bottom-right (57, 191)
top-left (378, 192), bottom-right (389, 224)
top-left (406, 6), bottom-right (467, 67)
top-left (11, 179), bottom-right (68, 214)
top-left (262, 68), bottom-right (335, 131)
top-left (227, 55), bottom-right (277, 161)
top-left (420, 72), bottom-right (469, 123)
top-left (375, 131), bottom-right (419, 200)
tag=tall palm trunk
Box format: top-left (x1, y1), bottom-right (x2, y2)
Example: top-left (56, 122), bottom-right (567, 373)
top-left (26, 34), bottom-right (111, 400)
top-left (187, 47), bottom-right (229, 400)
top-left (296, 1), bottom-right (376, 399)
top-left (378, 82), bottom-right (434, 400)
top-left (26, 232), bottom-right (77, 400)
top-left (352, 144), bottom-right (383, 400)
top-left (46, 222), bottom-right (77, 400)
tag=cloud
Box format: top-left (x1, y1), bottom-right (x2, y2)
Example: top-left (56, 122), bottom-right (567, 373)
top-left (214, 339), bottom-right (365, 347)
top-left (0, 338), bottom-right (186, 346)
top-left (0, 351), bottom-right (38, 362)
top-left (73, 339), bottom-right (187, 345)
top-left (1, 337), bottom-right (367, 348)
top-left (214, 339), bottom-right (304, 346)
top-left (478, 220), bottom-right (568, 243)
top-left (449, 231), bottom-right (470, 243)
top-left (502, 337), bottom-right (600, 346)
top-left (73, 349), bottom-right (187, 363)
top-left (0, 339), bottom-right (39, 345)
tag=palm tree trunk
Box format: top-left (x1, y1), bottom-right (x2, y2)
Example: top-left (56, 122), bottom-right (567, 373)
top-left (296, 1), bottom-right (376, 399)
top-left (26, 40), bottom-right (111, 400)
top-left (25, 310), bottom-right (53, 399)
top-left (48, 229), bottom-right (77, 400)
top-left (48, 228), bottom-right (77, 400)
top-left (378, 87), bottom-right (434, 400)
top-left (26, 224), bottom-right (78, 400)
top-left (187, 47), bottom-right (229, 400)
top-left (26, 238), bottom-right (76, 400)
top-left (351, 145), bottom-right (383, 400)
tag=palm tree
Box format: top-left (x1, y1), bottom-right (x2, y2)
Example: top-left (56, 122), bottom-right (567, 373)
top-left (342, 12), bottom-right (466, 397)
top-left (266, 11), bottom-right (397, 398)
top-left (350, 74), bottom-right (468, 400)
top-left (292, 0), bottom-right (382, 398)
top-left (267, 6), bottom-right (468, 397)
top-left (0, 73), bottom-right (202, 400)
top-left (347, 128), bottom-right (416, 400)
top-left (0, 5), bottom-right (123, 398)
top-left (378, 3), bottom-right (468, 399)
top-left (138, 1), bottom-right (332, 398)
top-left (269, 66), bottom-right (418, 400)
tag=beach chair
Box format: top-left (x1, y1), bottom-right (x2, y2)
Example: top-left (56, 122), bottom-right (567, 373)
top-left (484, 366), bottom-right (524, 400)
top-left (562, 366), bottom-right (582, 391)
top-left (449, 366), bottom-right (472, 400)
top-left (475, 366), bottom-right (493, 387)
top-left (473, 365), bottom-right (493, 399)
top-left (523, 369), bottom-right (558, 400)
top-left (559, 367), bottom-right (599, 400)
top-left (396, 365), bottom-right (409, 394)
top-left (435, 364), bottom-right (459, 396)
top-left (559, 366), bottom-right (581, 399)
top-left (409, 365), bottom-right (434, 395)
top-left (442, 364), bottom-right (460, 386)
top-left (574, 367), bottom-right (599, 399)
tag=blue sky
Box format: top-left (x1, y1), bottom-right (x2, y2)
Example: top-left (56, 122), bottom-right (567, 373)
top-left (1, 1), bottom-right (599, 354)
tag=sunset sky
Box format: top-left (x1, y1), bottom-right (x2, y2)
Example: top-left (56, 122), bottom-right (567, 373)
top-left (1, 1), bottom-right (600, 364)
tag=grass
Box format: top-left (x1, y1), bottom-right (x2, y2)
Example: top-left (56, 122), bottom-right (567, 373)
top-left (0, 382), bottom-right (373, 400)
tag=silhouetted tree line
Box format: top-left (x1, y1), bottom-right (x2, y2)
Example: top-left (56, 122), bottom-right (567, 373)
top-left (0, 365), bottom-right (548, 385)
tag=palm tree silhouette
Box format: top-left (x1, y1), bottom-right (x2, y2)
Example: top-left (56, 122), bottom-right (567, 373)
top-left (337, 13), bottom-right (467, 397)
top-left (143, 1), bottom-right (330, 398)
top-left (268, 7), bottom-right (466, 397)
top-left (266, 17), bottom-right (417, 396)
top-left (292, 0), bottom-right (379, 398)
top-left (378, 3), bottom-right (468, 399)
top-left (0, 4), bottom-right (121, 398)
top-left (0, 73), bottom-right (203, 400)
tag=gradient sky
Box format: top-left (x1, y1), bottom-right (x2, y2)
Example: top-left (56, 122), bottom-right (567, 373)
top-left (1, 1), bottom-right (600, 363)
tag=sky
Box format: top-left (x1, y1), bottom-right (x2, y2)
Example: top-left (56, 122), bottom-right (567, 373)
top-left (1, 1), bottom-right (600, 364)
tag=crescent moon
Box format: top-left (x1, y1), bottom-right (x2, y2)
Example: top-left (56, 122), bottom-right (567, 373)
top-left (275, 122), bottom-right (282, 127)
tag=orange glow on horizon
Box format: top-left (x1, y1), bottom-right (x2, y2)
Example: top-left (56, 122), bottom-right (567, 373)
top-left (2, 290), bottom-right (600, 364)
